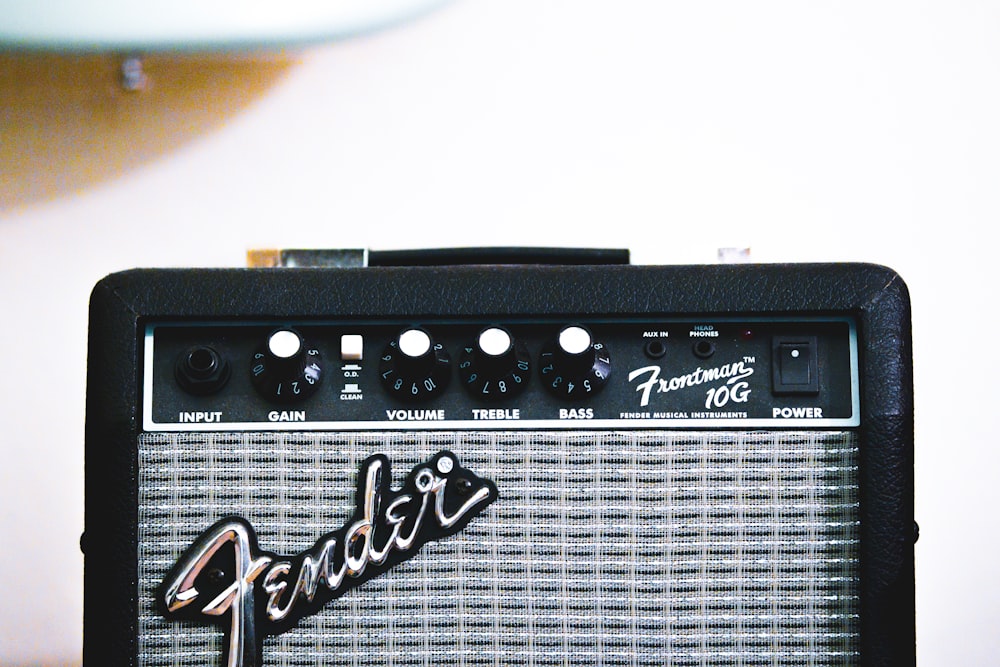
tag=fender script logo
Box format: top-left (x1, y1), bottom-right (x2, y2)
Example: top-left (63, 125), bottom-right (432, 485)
top-left (159, 451), bottom-right (497, 667)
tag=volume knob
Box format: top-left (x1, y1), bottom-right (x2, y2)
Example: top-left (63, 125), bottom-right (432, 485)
top-left (539, 325), bottom-right (611, 398)
top-left (458, 327), bottom-right (531, 401)
top-left (250, 328), bottom-right (323, 402)
top-left (379, 328), bottom-right (451, 401)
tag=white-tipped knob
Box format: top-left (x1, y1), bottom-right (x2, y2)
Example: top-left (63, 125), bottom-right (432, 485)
top-left (399, 329), bottom-right (432, 358)
top-left (478, 328), bottom-right (512, 357)
top-left (558, 326), bottom-right (592, 355)
top-left (268, 330), bottom-right (302, 359)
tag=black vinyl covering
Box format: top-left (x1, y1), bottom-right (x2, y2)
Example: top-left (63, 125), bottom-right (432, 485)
top-left (84, 262), bottom-right (914, 666)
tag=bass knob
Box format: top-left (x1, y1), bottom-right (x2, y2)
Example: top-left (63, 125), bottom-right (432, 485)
top-left (539, 325), bottom-right (611, 398)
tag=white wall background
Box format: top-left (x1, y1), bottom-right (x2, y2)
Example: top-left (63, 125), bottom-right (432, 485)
top-left (2, 1), bottom-right (997, 664)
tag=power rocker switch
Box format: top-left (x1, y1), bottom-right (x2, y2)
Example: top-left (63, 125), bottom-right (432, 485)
top-left (772, 336), bottom-right (819, 395)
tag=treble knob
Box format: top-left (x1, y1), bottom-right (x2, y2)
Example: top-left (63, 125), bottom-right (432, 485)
top-left (250, 328), bottom-right (323, 402)
top-left (539, 325), bottom-right (611, 398)
top-left (379, 327), bottom-right (451, 401)
top-left (458, 326), bottom-right (531, 401)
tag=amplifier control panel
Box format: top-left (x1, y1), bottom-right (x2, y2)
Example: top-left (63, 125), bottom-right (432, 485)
top-left (142, 318), bottom-right (859, 431)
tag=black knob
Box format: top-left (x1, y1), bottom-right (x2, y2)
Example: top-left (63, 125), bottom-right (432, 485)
top-left (539, 325), bottom-right (611, 398)
top-left (379, 328), bottom-right (451, 401)
top-left (250, 329), bottom-right (323, 402)
top-left (458, 327), bottom-right (531, 401)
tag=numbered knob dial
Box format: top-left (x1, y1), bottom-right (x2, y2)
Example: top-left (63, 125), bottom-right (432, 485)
top-left (539, 325), bottom-right (611, 398)
top-left (250, 328), bottom-right (323, 402)
top-left (458, 327), bottom-right (531, 401)
top-left (379, 328), bottom-right (451, 401)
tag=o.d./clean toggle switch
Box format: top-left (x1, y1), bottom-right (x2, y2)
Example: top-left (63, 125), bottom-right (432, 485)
top-left (340, 334), bottom-right (364, 361)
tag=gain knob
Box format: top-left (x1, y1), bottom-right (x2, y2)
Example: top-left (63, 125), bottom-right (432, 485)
top-left (539, 325), bottom-right (611, 398)
top-left (250, 328), bottom-right (323, 402)
top-left (458, 326), bottom-right (531, 401)
top-left (379, 327), bottom-right (451, 401)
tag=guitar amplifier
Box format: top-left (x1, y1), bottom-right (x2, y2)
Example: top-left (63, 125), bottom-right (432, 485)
top-left (83, 252), bottom-right (915, 666)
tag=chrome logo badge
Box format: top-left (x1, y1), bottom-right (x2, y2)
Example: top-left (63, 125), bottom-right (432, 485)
top-left (159, 451), bottom-right (497, 667)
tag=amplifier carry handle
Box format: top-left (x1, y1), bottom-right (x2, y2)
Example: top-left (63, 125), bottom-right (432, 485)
top-left (248, 247), bottom-right (631, 268)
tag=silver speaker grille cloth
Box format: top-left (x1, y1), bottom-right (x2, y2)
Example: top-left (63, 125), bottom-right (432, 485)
top-left (137, 431), bottom-right (859, 666)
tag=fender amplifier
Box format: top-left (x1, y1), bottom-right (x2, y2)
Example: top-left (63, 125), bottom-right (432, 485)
top-left (84, 253), bottom-right (914, 666)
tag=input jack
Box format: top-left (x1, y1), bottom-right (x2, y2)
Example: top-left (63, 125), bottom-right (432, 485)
top-left (175, 345), bottom-right (231, 395)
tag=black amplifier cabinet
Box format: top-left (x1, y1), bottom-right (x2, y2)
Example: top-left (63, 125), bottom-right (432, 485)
top-left (84, 261), bottom-right (914, 667)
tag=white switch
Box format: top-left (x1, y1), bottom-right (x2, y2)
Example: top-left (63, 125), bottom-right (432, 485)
top-left (341, 334), bottom-right (364, 361)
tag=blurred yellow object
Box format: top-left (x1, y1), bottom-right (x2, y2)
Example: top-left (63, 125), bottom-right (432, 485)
top-left (0, 52), bottom-right (295, 209)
